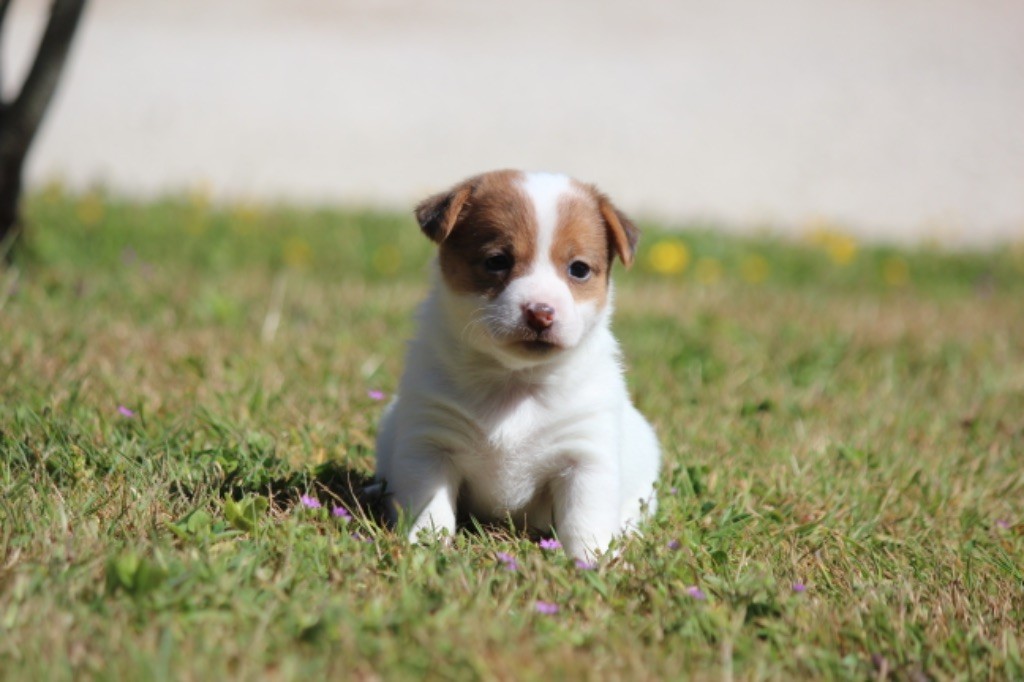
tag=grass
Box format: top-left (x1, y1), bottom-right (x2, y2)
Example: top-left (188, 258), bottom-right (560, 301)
top-left (2, 186), bottom-right (1023, 680)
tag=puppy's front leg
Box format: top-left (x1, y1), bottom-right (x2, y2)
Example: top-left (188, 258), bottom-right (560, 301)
top-left (388, 452), bottom-right (459, 543)
top-left (552, 461), bottom-right (622, 561)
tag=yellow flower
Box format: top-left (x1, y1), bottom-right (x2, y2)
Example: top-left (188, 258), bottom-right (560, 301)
top-left (803, 220), bottom-right (833, 246)
top-left (825, 234), bottom-right (858, 266)
top-left (230, 203), bottom-right (262, 235)
top-left (882, 257), bottom-right (909, 286)
top-left (740, 254), bottom-right (770, 283)
top-left (806, 222), bottom-right (858, 266)
top-left (40, 177), bottom-right (66, 204)
top-left (1013, 240), bottom-right (1024, 274)
top-left (283, 237), bottom-right (312, 269)
top-left (188, 182), bottom-right (212, 211)
top-left (694, 257), bottom-right (723, 285)
top-left (372, 244), bottom-right (402, 275)
top-left (75, 192), bottom-right (105, 227)
top-left (647, 239), bottom-right (691, 275)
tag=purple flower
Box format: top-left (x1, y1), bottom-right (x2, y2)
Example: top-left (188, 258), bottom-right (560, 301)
top-left (792, 582), bottom-right (807, 593)
top-left (299, 495), bottom-right (321, 509)
top-left (995, 519), bottom-right (1011, 530)
top-left (367, 390), bottom-right (386, 401)
top-left (667, 539), bottom-right (682, 550)
top-left (670, 487), bottom-right (679, 494)
top-left (117, 405), bottom-right (135, 418)
top-left (534, 601), bottom-right (559, 615)
top-left (539, 538), bottom-right (561, 550)
top-left (496, 552), bottom-right (518, 571)
top-left (351, 532), bottom-right (373, 543)
top-left (685, 586), bottom-right (707, 600)
top-left (574, 559), bottom-right (597, 570)
top-left (332, 506), bottom-right (352, 520)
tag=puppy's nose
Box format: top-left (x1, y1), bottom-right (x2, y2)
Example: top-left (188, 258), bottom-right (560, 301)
top-left (523, 302), bottom-right (555, 332)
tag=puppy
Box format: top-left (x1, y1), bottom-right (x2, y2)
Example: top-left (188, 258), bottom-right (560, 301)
top-left (374, 170), bottom-right (660, 560)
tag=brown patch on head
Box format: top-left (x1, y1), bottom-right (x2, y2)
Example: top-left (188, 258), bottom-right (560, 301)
top-left (552, 190), bottom-right (611, 306)
top-left (552, 182), bottom-right (642, 306)
top-left (415, 170), bottom-right (537, 298)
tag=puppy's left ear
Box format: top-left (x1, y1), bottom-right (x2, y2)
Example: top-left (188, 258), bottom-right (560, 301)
top-left (594, 191), bottom-right (640, 267)
top-left (415, 182), bottom-right (473, 244)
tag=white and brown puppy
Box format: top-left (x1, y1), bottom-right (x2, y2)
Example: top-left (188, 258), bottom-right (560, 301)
top-left (374, 170), bottom-right (660, 560)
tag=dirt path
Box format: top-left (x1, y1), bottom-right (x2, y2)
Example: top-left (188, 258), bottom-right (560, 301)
top-left (7, 0), bottom-right (1024, 245)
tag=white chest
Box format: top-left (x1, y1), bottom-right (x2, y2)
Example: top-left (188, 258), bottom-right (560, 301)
top-left (448, 389), bottom-right (614, 517)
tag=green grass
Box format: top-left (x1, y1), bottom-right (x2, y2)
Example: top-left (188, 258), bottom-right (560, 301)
top-left (2, 188), bottom-right (1023, 680)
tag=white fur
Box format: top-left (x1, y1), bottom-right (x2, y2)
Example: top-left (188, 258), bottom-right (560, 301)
top-left (374, 173), bottom-right (660, 560)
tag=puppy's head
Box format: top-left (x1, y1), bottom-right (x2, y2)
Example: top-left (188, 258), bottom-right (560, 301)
top-left (416, 170), bottom-right (638, 368)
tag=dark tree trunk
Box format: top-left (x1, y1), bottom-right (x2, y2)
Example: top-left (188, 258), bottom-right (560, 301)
top-left (0, 0), bottom-right (87, 253)
top-left (0, 159), bottom-right (22, 247)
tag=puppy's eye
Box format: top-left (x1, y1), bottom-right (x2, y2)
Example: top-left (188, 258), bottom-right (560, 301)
top-left (568, 260), bottom-right (592, 281)
top-left (483, 253), bottom-right (513, 273)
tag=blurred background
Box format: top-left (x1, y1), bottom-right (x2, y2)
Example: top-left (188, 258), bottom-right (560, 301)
top-left (5, 0), bottom-right (1024, 246)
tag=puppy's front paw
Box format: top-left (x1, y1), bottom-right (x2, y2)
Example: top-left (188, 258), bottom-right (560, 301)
top-left (407, 520), bottom-right (455, 547)
top-left (561, 529), bottom-right (615, 564)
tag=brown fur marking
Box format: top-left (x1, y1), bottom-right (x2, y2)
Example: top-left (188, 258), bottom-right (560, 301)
top-left (552, 189), bottom-right (612, 306)
top-left (433, 170), bottom-right (537, 298)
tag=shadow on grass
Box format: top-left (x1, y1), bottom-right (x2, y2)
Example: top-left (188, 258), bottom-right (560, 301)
top-left (218, 460), bottom-right (390, 528)
top-left (213, 461), bottom-right (547, 543)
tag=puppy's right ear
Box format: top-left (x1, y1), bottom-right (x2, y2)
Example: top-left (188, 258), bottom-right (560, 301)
top-left (415, 182), bottom-right (473, 243)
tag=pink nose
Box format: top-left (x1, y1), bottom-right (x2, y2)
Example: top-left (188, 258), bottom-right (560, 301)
top-left (523, 302), bottom-right (555, 332)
